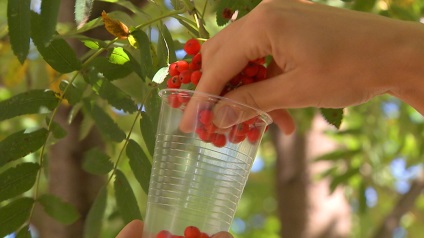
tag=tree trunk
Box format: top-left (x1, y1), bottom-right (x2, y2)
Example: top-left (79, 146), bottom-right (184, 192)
top-left (272, 114), bottom-right (351, 238)
top-left (32, 106), bottom-right (105, 238)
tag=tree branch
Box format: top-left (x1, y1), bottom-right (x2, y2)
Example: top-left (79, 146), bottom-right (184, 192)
top-left (373, 170), bottom-right (424, 238)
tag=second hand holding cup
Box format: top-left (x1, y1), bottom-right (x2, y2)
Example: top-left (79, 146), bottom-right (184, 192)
top-left (143, 89), bottom-right (272, 238)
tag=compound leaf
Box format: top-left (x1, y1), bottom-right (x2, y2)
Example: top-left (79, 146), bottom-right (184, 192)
top-left (126, 140), bottom-right (151, 194)
top-left (114, 170), bottom-right (142, 223)
top-left (7, 0), bottom-right (31, 64)
top-left (320, 108), bottom-right (344, 129)
top-left (83, 101), bottom-right (126, 142)
top-left (0, 162), bottom-right (40, 202)
top-left (0, 128), bottom-right (49, 167)
top-left (0, 89), bottom-right (59, 122)
top-left (0, 197), bottom-right (34, 237)
top-left (38, 194), bottom-right (80, 225)
top-left (82, 148), bottom-right (113, 175)
top-left (83, 187), bottom-right (107, 238)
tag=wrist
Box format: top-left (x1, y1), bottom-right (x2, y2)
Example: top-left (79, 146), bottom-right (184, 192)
top-left (387, 21), bottom-right (424, 115)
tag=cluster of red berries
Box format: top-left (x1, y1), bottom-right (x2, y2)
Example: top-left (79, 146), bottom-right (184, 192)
top-left (166, 39), bottom-right (202, 89)
top-left (165, 38), bottom-right (269, 148)
top-left (156, 226), bottom-right (211, 238)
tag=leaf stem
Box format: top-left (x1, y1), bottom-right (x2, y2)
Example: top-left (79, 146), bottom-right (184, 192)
top-left (106, 87), bottom-right (155, 185)
top-left (132, 8), bottom-right (187, 32)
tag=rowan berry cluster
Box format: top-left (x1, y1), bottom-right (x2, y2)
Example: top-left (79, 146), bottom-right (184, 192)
top-left (166, 39), bottom-right (202, 89)
top-left (156, 225), bottom-right (211, 238)
top-left (165, 39), bottom-right (269, 148)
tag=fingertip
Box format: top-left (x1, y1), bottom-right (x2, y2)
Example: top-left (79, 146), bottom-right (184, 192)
top-left (116, 220), bottom-right (144, 238)
top-left (268, 109), bottom-right (296, 135)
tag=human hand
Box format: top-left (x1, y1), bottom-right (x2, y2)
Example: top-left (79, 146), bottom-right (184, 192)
top-left (196, 0), bottom-right (424, 132)
top-left (116, 220), bottom-right (233, 238)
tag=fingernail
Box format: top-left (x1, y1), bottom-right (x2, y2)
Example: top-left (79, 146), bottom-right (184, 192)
top-left (213, 105), bottom-right (241, 128)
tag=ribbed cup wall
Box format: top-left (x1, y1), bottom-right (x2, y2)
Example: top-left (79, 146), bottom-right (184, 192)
top-left (145, 133), bottom-right (255, 235)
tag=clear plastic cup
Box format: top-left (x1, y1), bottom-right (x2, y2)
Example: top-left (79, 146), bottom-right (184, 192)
top-left (143, 89), bottom-right (272, 238)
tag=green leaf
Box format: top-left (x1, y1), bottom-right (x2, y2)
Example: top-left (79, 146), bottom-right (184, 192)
top-left (49, 119), bottom-right (67, 139)
top-left (171, 0), bottom-right (185, 10)
top-left (0, 89), bottom-right (59, 122)
top-left (126, 140), bottom-right (151, 194)
top-left (314, 149), bottom-right (360, 162)
top-left (91, 57), bottom-right (133, 81)
top-left (152, 66), bottom-right (169, 84)
top-left (124, 48), bottom-right (144, 81)
top-left (320, 108), bottom-right (344, 129)
top-left (0, 128), bottom-right (49, 167)
top-left (38, 194), bottom-right (80, 225)
top-left (177, 19), bottom-right (199, 37)
top-left (0, 197), bottom-right (34, 237)
top-left (352, 0), bottom-right (377, 12)
top-left (82, 38), bottom-right (105, 50)
top-left (31, 12), bottom-right (82, 73)
top-left (131, 30), bottom-right (154, 79)
top-left (160, 25), bottom-right (177, 63)
top-left (40, 0), bottom-right (60, 45)
top-left (144, 90), bottom-right (161, 132)
top-left (0, 162), bottom-right (40, 202)
top-left (83, 100), bottom-right (126, 142)
top-left (358, 182), bottom-right (367, 214)
top-left (87, 75), bottom-right (138, 113)
top-left (140, 112), bottom-right (156, 157)
top-left (110, 47), bottom-right (130, 65)
top-left (7, 0), bottom-right (31, 64)
top-left (75, 0), bottom-right (95, 27)
top-left (215, 0), bottom-right (261, 26)
top-left (59, 80), bottom-right (83, 106)
top-left (16, 226), bottom-right (31, 238)
top-left (329, 167), bottom-right (360, 193)
top-left (82, 148), bottom-right (113, 175)
top-left (114, 170), bottom-right (142, 223)
top-left (83, 187), bottom-right (107, 238)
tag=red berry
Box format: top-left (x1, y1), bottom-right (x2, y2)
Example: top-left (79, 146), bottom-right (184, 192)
top-left (157, 230), bottom-right (172, 238)
top-left (204, 123), bottom-right (218, 134)
top-left (212, 133), bottom-right (227, 148)
top-left (228, 128), bottom-right (246, 144)
top-left (168, 93), bottom-right (182, 108)
top-left (255, 65), bottom-right (267, 81)
top-left (169, 63), bottom-right (180, 76)
top-left (232, 122), bottom-right (250, 137)
top-left (189, 53), bottom-right (202, 70)
top-left (198, 109), bottom-right (214, 125)
top-left (251, 57), bottom-right (265, 65)
top-left (184, 226), bottom-right (201, 238)
top-left (222, 8), bottom-right (234, 19)
top-left (229, 75), bottom-right (242, 87)
top-left (191, 70), bottom-right (202, 85)
top-left (200, 232), bottom-right (210, 238)
top-left (242, 62), bottom-right (259, 77)
top-left (241, 76), bottom-right (254, 85)
top-left (184, 39), bottom-right (201, 55)
top-left (179, 70), bottom-right (192, 84)
top-left (177, 92), bottom-right (191, 103)
top-left (247, 127), bottom-right (260, 143)
top-left (172, 236), bottom-right (184, 238)
top-left (167, 76), bottom-right (181, 88)
top-left (196, 127), bottom-right (213, 142)
top-left (175, 60), bottom-right (189, 73)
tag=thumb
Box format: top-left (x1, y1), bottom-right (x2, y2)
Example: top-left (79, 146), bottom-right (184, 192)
top-left (212, 71), bottom-right (302, 128)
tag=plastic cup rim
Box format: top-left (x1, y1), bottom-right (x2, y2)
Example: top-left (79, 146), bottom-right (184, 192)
top-left (158, 88), bottom-right (273, 125)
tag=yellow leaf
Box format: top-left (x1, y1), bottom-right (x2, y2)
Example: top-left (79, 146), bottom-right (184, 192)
top-left (101, 11), bottom-right (129, 39)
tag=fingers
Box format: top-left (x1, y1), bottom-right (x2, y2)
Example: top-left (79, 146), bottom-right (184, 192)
top-left (268, 109), bottom-right (296, 135)
top-left (115, 220), bottom-right (144, 238)
top-left (212, 231), bottom-right (234, 238)
top-left (196, 6), bottom-right (271, 96)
